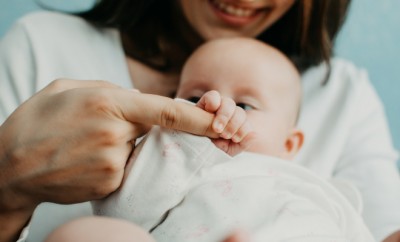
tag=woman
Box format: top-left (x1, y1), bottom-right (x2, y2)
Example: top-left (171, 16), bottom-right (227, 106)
top-left (0, 0), bottom-right (399, 241)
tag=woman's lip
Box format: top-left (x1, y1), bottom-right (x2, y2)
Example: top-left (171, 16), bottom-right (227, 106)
top-left (209, 0), bottom-right (264, 27)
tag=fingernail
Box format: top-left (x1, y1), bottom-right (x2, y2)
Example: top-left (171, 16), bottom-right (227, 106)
top-left (232, 134), bottom-right (241, 143)
top-left (214, 121), bottom-right (224, 133)
top-left (221, 131), bottom-right (232, 139)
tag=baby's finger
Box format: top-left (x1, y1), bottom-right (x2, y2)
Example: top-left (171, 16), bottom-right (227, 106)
top-left (229, 132), bottom-right (257, 156)
top-left (212, 132), bottom-right (256, 156)
top-left (220, 106), bottom-right (247, 140)
top-left (231, 120), bottom-right (254, 143)
top-left (213, 97), bottom-right (236, 133)
top-left (196, 90), bottom-right (221, 113)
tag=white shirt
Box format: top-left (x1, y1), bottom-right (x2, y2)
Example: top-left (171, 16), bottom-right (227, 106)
top-left (1, 11), bottom-right (399, 242)
top-left (93, 126), bottom-right (375, 242)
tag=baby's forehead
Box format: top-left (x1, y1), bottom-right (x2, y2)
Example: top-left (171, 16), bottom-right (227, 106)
top-left (191, 39), bottom-right (295, 74)
top-left (194, 38), bottom-right (282, 60)
top-left (183, 38), bottom-right (301, 100)
top-left (192, 40), bottom-right (298, 77)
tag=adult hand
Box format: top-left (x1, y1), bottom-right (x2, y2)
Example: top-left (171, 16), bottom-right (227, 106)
top-left (0, 79), bottom-right (218, 242)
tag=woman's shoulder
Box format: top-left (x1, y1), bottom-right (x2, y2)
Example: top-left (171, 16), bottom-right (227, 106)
top-left (17, 10), bottom-right (118, 38)
top-left (2, 11), bottom-right (129, 90)
top-left (301, 57), bottom-right (375, 100)
top-left (13, 11), bottom-right (82, 37)
top-left (9, 11), bottom-right (123, 66)
top-left (303, 58), bottom-right (369, 87)
top-left (17, 10), bottom-right (98, 31)
top-left (18, 10), bottom-right (81, 23)
top-left (301, 57), bottom-right (384, 118)
top-left (329, 58), bottom-right (369, 84)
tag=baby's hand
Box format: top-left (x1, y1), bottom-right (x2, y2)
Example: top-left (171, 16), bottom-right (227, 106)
top-left (196, 90), bottom-right (254, 156)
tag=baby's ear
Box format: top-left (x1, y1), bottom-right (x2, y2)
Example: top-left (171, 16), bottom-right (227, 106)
top-left (282, 129), bottom-right (304, 160)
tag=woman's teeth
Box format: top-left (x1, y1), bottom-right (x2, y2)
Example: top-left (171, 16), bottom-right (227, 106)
top-left (212, 0), bottom-right (255, 17)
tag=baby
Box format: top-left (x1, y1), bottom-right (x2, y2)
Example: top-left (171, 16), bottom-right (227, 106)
top-left (46, 38), bottom-right (374, 242)
top-left (176, 36), bottom-right (303, 159)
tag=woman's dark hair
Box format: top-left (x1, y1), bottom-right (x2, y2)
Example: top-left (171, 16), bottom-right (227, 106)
top-left (76, 0), bottom-right (351, 76)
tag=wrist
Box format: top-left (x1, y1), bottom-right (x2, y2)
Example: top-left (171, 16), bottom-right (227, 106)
top-left (0, 165), bottom-right (36, 242)
top-left (0, 127), bottom-right (36, 241)
top-left (0, 207), bottom-right (34, 242)
top-left (0, 139), bottom-right (38, 212)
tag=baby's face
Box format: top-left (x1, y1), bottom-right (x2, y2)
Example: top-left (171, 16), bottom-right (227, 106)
top-left (177, 39), bottom-right (302, 158)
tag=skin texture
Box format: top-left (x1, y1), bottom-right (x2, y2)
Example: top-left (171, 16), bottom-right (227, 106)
top-left (6, 1), bottom-right (397, 242)
top-left (195, 90), bottom-right (255, 156)
top-left (45, 217), bottom-right (251, 242)
top-left (39, 38), bottom-right (303, 242)
top-left (45, 217), bottom-right (156, 242)
top-left (0, 80), bottom-right (222, 242)
top-left (177, 38), bottom-right (303, 159)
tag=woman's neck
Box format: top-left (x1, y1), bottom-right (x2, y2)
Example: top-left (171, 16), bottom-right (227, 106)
top-left (125, 57), bottom-right (179, 98)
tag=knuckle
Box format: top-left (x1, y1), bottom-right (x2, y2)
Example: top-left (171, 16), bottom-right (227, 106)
top-left (103, 178), bottom-right (121, 195)
top-left (91, 158), bottom-right (124, 198)
top-left (92, 126), bottom-right (123, 147)
top-left (92, 187), bottom-right (109, 199)
top-left (159, 105), bottom-right (180, 128)
top-left (85, 88), bottom-right (110, 108)
top-left (47, 79), bottom-right (68, 92)
top-left (92, 182), bottom-right (117, 198)
top-left (100, 152), bottom-right (124, 173)
top-left (6, 145), bottom-right (26, 165)
top-left (92, 80), bottom-right (112, 86)
top-left (102, 159), bottom-right (122, 175)
top-left (84, 90), bottom-right (114, 113)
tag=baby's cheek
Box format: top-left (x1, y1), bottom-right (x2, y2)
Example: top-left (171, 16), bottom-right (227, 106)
top-left (245, 132), bottom-right (286, 157)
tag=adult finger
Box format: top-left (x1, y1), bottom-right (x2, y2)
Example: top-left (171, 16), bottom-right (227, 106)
top-left (116, 92), bottom-right (220, 138)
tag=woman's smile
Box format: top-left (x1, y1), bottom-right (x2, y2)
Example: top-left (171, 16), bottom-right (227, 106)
top-left (178, 0), bottom-right (295, 40)
top-left (209, 0), bottom-right (269, 26)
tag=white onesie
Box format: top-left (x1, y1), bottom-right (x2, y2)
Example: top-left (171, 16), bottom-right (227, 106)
top-left (92, 127), bottom-right (375, 242)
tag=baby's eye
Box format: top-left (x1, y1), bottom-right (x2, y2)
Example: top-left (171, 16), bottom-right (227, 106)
top-left (187, 96), bottom-right (201, 104)
top-left (236, 103), bottom-right (254, 111)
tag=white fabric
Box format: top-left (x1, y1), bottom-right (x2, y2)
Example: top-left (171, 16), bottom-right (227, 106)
top-left (0, 11), bottom-right (399, 242)
top-left (93, 127), bottom-right (375, 242)
top-left (16, 225), bottom-right (29, 242)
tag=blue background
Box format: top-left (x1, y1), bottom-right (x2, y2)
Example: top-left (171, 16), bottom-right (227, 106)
top-left (1, 0), bottom-right (399, 160)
